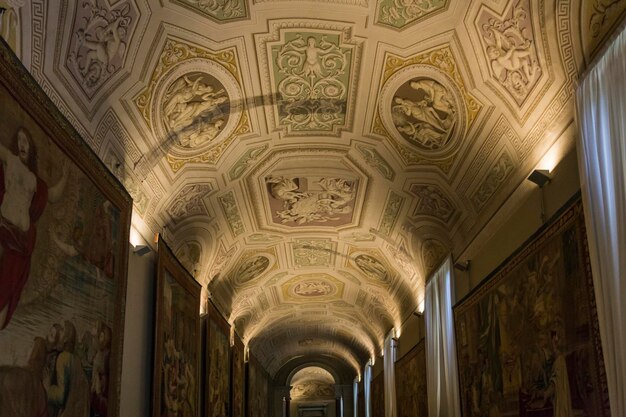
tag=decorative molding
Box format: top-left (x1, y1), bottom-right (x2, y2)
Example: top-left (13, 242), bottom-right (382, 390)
top-left (256, 20), bottom-right (362, 137)
top-left (410, 183), bottom-right (455, 223)
top-left (477, 0), bottom-right (542, 106)
top-left (167, 183), bottom-right (213, 223)
top-left (471, 150), bottom-right (515, 210)
top-left (377, 190), bottom-right (404, 236)
top-left (218, 190), bottom-right (246, 237)
top-left (228, 144), bottom-right (269, 181)
top-left (292, 238), bottom-right (335, 268)
top-left (375, 0), bottom-right (449, 30)
top-left (356, 144), bottom-right (395, 181)
top-left (172, 0), bottom-right (249, 23)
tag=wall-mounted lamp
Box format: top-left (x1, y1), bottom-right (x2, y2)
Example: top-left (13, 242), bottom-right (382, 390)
top-left (527, 169), bottom-right (552, 188)
top-left (527, 169), bottom-right (552, 224)
top-left (133, 245), bottom-right (152, 256)
top-left (454, 260), bottom-right (471, 272)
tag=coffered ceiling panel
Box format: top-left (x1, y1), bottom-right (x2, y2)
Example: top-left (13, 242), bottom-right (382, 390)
top-left (8, 0), bottom-right (625, 379)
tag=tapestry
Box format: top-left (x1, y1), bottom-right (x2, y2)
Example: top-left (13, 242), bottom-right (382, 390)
top-left (247, 355), bottom-right (269, 417)
top-left (153, 238), bottom-right (202, 417)
top-left (454, 198), bottom-right (610, 417)
top-left (206, 301), bottom-right (230, 417)
top-left (371, 371), bottom-right (384, 417)
top-left (395, 339), bottom-right (428, 417)
top-left (0, 39), bottom-right (131, 417)
top-left (232, 332), bottom-right (245, 417)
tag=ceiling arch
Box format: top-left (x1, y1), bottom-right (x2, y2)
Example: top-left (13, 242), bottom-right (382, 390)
top-left (8, 0), bottom-right (625, 380)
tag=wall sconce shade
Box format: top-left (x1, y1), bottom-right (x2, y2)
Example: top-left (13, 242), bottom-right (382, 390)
top-left (528, 169), bottom-right (551, 187)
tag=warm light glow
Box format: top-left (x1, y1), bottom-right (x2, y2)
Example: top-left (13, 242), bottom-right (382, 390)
top-left (536, 132), bottom-right (571, 173)
top-left (129, 226), bottom-right (143, 247)
top-left (417, 298), bottom-right (425, 314)
top-left (394, 326), bottom-right (401, 338)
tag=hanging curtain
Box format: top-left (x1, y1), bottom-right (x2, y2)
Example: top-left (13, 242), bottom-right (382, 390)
top-left (353, 379), bottom-right (359, 417)
top-left (363, 361), bottom-right (372, 417)
top-left (424, 255), bottom-right (461, 417)
top-left (576, 24), bottom-right (626, 417)
top-left (383, 332), bottom-right (397, 417)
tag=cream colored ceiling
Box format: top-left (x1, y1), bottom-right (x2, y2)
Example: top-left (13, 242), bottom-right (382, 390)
top-left (5, 0), bottom-right (625, 378)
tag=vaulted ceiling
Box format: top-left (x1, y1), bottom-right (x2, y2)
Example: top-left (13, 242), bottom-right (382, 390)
top-left (6, 0), bottom-right (624, 378)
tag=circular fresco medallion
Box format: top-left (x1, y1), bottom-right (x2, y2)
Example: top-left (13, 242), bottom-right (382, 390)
top-left (234, 255), bottom-right (270, 285)
top-left (152, 59), bottom-right (242, 157)
top-left (379, 65), bottom-right (466, 157)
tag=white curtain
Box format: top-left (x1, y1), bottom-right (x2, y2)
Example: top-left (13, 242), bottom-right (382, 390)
top-left (424, 255), bottom-right (461, 417)
top-left (353, 379), bottom-right (359, 417)
top-left (383, 333), bottom-right (397, 417)
top-left (364, 361), bottom-right (372, 417)
top-left (576, 24), bottom-right (626, 417)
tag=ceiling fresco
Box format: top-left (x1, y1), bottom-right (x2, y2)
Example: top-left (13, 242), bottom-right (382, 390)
top-left (6, 0), bottom-right (625, 379)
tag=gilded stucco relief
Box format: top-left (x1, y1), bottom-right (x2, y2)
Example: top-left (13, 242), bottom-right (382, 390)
top-left (356, 144), bottom-right (395, 181)
top-left (409, 183), bottom-right (455, 223)
top-left (172, 0), bottom-right (248, 22)
top-left (471, 150), bottom-right (516, 209)
top-left (266, 176), bottom-right (358, 226)
top-left (477, 0), bottom-right (542, 106)
top-left (377, 190), bottom-right (404, 236)
top-left (582, 0), bottom-right (626, 59)
top-left (133, 37), bottom-right (250, 171)
top-left (292, 239), bottom-right (335, 268)
top-left (373, 45), bottom-right (483, 171)
top-left (218, 190), bottom-right (246, 237)
top-left (375, 0), bottom-right (449, 30)
top-left (65, 0), bottom-right (139, 98)
top-left (167, 183), bottom-right (213, 223)
top-left (281, 273), bottom-right (345, 302)
top-left (256, 21), bottom-right (362, 136)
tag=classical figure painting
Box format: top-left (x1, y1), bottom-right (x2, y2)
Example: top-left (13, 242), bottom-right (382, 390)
top-left (232, 333), bottom-right (245, 417)
top-left (153, 239), bottom-right (201, 417)
top-left (454, 198), bottom-right (610, 417)
top-left (395, 340), bottom-right (428, 417)
top-left (206, 301), bottom-right (230, 417)
top-left (0, 39), bottom-right (131, 417)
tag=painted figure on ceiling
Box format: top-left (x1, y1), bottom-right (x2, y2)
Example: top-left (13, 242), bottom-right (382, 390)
top-left (0, 127), bottom-right (68, 330)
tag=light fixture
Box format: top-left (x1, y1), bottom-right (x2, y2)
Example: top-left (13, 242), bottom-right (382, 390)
top-left (527, 169), bottom-right (551, 188)
top-left (454, 260), bottom-right (471, 272)
top-left (133, 245), bottom-right (151, 256)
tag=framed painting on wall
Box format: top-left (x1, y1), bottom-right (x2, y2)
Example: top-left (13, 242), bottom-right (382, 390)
top-left (395, 339), bottom-right (428, 417)
top-left (206, 300), bottom-right (231, 417)
top-left (152, 238), bottom-right (202, 417)
top-left (454, 197), bottom-right (610, 417)
top-left (0, 38), bottom-right (132, 417)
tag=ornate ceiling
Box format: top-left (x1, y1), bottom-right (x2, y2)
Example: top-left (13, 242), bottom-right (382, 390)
top-left (4, 0), bottom-right (624, 378)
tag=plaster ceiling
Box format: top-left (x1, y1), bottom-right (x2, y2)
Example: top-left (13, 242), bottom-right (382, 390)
top-left (4, 0), bottom-right (624, 378)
